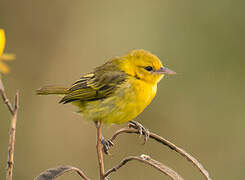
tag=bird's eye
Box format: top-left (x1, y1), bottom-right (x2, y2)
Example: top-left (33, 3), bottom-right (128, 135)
top-left (144, 66), bottom-right (153, 72)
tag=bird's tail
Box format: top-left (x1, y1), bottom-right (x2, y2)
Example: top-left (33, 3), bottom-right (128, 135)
top-left (36, 85), bottom-right (68, 95)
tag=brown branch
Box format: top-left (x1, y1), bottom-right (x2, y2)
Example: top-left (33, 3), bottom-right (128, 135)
top-left (0, 77), bottom-right (19, 180)
top-left (96, 121), bottom-right (105, 180)
top-left (0, 78), bottom-right (14, 115)
top-left (109, 126), bottom-right (212, 180)
top-left (6, 92), bottom-right (19, 180)
top-left (105, 155), bottom-right (184, 180)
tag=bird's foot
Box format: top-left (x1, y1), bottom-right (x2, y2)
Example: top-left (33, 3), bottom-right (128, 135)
top-left (101, 136), bottom-right (114, 155)
top-left (128, 121), bottom-right (150, 144)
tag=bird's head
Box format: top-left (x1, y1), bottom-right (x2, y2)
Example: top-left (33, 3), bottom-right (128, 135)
top-left (120, 49), bottom-right (176, 85)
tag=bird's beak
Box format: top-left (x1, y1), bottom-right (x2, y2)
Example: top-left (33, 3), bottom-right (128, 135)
top-left (155, 67), bottom-right (176, 75)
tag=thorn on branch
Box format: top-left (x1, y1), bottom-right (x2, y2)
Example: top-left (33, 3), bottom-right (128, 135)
top-left (14, 91), bottom-right (19, 111)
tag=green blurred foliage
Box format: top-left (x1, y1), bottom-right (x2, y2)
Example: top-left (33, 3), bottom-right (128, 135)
top-left (0, 0), bottom-right (245, 179)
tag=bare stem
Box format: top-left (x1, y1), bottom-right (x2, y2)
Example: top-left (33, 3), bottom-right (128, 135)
top-left (109, 126), bottom-right (212, 180)
top-left (104, 155), bottom-right (184, 180)
top-left (96, 121), bottom-right (105, 180)
top-left (0, 77), bottom-right (19, 180)
top-left (6, 92), bottom-right (19, 180)
top-left (0, 78), bottom-right (14, 115)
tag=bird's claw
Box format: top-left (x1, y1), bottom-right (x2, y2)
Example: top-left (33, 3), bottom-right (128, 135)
top-left (128, 121), bottom-right (150, 144)
top-left (101, 136), bottom-right (114, 155)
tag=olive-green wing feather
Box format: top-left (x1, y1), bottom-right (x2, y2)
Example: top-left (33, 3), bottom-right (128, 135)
top-left (59, 70), bottom-right (127, 104)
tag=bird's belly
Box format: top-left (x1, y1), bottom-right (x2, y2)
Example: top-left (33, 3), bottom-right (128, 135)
top-left (75, 80), bottom-right (156, 124)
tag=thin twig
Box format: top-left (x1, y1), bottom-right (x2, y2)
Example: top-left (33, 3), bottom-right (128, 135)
top-left (104, 155), bottom-right (184, 180)
top-left (96, 121), bottom-right (105, 180)
top-left (109, 126), bottom-right (212, 180)
top-left (0, 78), bottom-right (14, 115)
top-left (6, 92), bottom-right (19, 180)
top-left (1, 78), bottom-right (19, 180)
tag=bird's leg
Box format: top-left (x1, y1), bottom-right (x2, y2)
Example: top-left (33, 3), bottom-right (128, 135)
top-left (94, 121), bottom-right (114, 155)
top-left (101, 136), bottom-right (114, 155)
top-left (128, 120), bottom-right (150, 144)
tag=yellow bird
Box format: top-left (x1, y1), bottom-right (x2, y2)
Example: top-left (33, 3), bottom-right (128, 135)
top-left (37, 49), bottom-right (175, 125)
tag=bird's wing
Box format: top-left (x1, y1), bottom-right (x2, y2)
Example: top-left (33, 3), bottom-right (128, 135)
top-left (59, 71), bottom-right (127, 104)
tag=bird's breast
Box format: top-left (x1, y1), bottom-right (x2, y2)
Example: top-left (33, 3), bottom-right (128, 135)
top-left (77, 78), bottom-right (157, 124)
top-left (129, 78), bottom-right (157, 110)
top-left (108, 78), bottom-right (157, 124)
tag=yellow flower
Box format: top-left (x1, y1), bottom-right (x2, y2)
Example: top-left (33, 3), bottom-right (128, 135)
top-left (0, 29), bottom-right (15, 74)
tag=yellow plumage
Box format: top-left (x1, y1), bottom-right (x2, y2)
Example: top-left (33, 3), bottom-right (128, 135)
top-left (37, 49), bottom-right (175, 124)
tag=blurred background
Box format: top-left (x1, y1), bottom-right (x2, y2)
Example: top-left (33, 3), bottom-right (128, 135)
top-left (0, 0), bottom-right (244, 179)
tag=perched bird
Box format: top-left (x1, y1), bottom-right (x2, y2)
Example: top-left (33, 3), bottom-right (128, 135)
top-left (37, 49), bottom-right (175, 125)
top-left (37, 49), bottom-right (175, 150)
